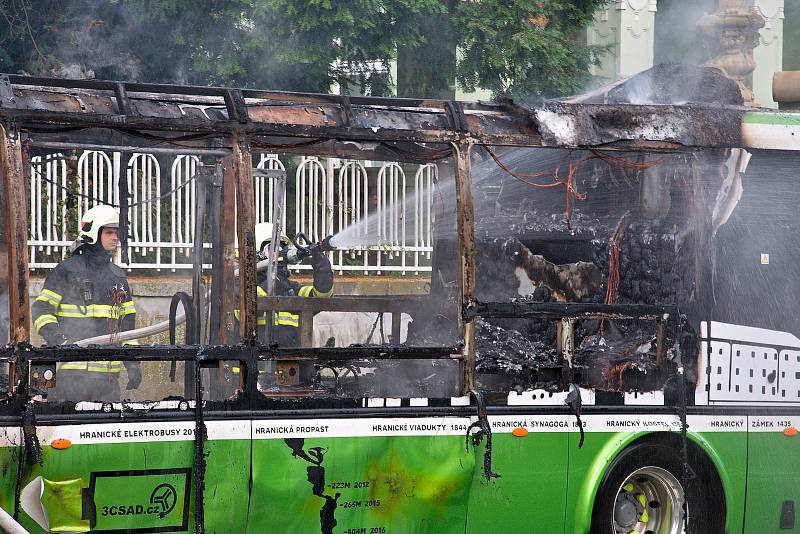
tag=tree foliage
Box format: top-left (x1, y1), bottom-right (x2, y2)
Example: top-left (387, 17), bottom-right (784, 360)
top-left (0, 0), bottom-right (607, 98)
top-left (453, 0), bottom-right (607, 98)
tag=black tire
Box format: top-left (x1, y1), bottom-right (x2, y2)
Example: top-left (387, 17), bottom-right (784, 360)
top-left (590, 441), bottom-right (724, 534)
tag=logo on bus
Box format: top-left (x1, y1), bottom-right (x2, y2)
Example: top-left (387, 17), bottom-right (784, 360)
top-left (150, 483), bottom-right (177, 518)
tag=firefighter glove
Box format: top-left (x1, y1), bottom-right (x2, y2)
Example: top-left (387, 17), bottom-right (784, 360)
top-left (309, 245), bottom-right (327, 267)
top-left (40, 324), bottom-right (69, 347)
top-left (125, 361), bottom-right (142, 390)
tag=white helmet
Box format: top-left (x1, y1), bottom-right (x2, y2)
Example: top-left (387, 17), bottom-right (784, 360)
top-left (79, 205), bottom-right (119, 244)
top-left (254, 222), bottom-right (289, 254)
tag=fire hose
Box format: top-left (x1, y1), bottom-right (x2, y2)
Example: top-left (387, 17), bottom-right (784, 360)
top-left (73, 299), bottom-right (189, 347)
top-left (72, 312), bottom-right (185, 347)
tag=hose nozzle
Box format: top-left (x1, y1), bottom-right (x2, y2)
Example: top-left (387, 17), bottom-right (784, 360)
top-left (319, 235), bottom-right (335, 252)
top-left (285, 233), bottom-right (336, 264)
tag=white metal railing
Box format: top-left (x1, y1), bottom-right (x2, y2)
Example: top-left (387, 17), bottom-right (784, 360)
top-left (28, 151), bottom-right (436, 274)
top-left (128, 153), bottom-right (161, 264)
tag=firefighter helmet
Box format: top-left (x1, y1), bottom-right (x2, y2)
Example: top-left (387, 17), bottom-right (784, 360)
top-left (254, 222), bottom-right (289, 254)
top-left (79, 204), bottom-right (119, 244)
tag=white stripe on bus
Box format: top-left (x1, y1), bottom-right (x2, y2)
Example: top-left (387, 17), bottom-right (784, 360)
top-left (2, 414), bottom-right (794, 447)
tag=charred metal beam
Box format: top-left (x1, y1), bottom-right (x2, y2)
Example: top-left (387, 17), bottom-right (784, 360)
top-left (5, 74), bottom-right (459, 108)
top-left (113, 82), bottom-right (133, 116)
top-left (465, 301), bottom-right (676, 321)
top-left (233, 134), bottom-right (258, 343)
top-left (3, 74), bottom-right (755, 150)
top-left (193, 353), bottom-right (206, 533)
top-left (0, 123), bottom-right (30, 343)
top-left (0, 75), bottom-right (536, 147)
top-left (256, 295), bottom-right (441, 313)
top-left (4, 75), bottom-right (748, 150)
top-left (208, 165), bottom-right (224, 345)
top-left (274, 346), bottom-right (461, 360)
top-left (26, 132), bottom-right (449, 163)
top-left (340, 95), bottom-right (354, 126)
top-left (445, 101), bottom-right (469, 132)
top-left (453, 140), bottom-right (476, 394)
top-left (219, 156), bottom-right (238, 344)
top-left (14, 345), bottom-right (203, 362)
top-left (391, 312), bottom-right (402, 343)
top-left (298, 311), bottom-right (314, 348)
top-left (222, 89), bottom-right (248, 124)
top-left (11, 344), bottom-right (460, 363)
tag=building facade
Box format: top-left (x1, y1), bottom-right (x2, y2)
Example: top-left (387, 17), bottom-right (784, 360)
top-left (587, 0), bottom-right (786, 107)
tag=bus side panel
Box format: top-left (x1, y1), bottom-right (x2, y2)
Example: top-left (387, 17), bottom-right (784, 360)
top-left (249, 419), bottom-right (475, 534)
top-left (744, 415), bottom-right (800, 533)
top-left (13, 421), bottom-right (251, 534)
top-left (465, 426), bottom-right (568, 533)
top-left (690, 428), bottom-right (748, 534)
top-left (203, 420), bottom-right (251, 534)
top-left (19, 425), bottom-right (197, 533)
top-left (0, 428), bottom-right (22, 525)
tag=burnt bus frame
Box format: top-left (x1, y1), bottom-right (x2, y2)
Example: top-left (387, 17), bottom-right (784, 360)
top-left (0, 74), bottom-right (747, 531)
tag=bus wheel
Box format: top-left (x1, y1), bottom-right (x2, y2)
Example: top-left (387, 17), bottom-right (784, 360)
top-left (591, 442), bottom-right (720, 534)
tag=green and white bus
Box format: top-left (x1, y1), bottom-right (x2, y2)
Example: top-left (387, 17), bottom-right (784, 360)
top-left (1, 74), bottom-right (799, 534)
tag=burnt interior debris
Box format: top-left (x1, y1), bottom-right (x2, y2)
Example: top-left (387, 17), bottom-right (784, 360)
top-left (455, 145), bottom-right (725, 394)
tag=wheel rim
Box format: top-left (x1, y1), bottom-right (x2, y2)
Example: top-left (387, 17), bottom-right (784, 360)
top-left (611, 466), bottom-right (685, 534)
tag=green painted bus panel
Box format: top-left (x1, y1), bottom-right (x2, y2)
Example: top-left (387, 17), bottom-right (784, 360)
top-left (249, 436), bottom-right (475, 533)
top-left (15, 439), bottom-right (250, 534)
top-left (564, 430), bottom-right (636, 534)
top-left (690, 431), bottom-right (748, 534)
top-left (0, 446), bottom-right (21, 523)
top-left (742, 112), bottom-right (800, 126)
top-left (16, 441), bottom-right (194, 533)
top-left (744, 430), bottom-right (800, 533)
top-left (465, 432), bottom-right (569, 533)
top-left (204, 439), bottom-right (251, 533)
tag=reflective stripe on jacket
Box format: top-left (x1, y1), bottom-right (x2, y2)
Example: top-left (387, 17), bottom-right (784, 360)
top-left (31, 247), bottom-right (138, 373)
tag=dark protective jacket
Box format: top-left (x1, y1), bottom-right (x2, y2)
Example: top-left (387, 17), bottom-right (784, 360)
top-left (32, 244), bottom-right (139, 375)
top-left (236, 248), bottom-right (334, 346)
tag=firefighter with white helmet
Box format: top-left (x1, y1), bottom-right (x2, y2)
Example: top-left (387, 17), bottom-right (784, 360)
top-left (31, 204), bottom-right (141, 401)
top-left (235, 222), bottom-right (334, 346)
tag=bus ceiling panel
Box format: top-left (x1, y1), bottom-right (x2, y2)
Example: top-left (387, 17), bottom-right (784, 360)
top-left (532, 101), bottom-right (747, 149)
top-left (0, 73), bottom-right (777, 150)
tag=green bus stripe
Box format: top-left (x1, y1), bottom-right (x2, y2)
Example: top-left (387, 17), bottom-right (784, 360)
top-left (742, 112), bottom-right (800, 126)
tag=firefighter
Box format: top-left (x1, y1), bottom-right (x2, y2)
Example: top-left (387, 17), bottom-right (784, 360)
top-left (32, 204), bottom-right (141, 402)
top-left (229, 223), bottom-right (333, 391)
top-left (236, 222), bottom-right (334, 345)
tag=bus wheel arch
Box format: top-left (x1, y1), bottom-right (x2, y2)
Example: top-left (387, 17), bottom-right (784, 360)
top-left (589, 433), bottom-right (725, 534)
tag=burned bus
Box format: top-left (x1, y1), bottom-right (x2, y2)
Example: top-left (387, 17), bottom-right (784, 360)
top-left (0, 67), bottom-right (799, 534)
